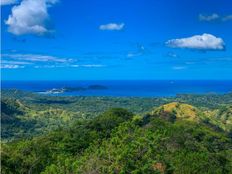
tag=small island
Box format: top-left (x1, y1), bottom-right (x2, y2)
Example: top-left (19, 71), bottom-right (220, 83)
top-left (41, 85), bottom-right (108, 94)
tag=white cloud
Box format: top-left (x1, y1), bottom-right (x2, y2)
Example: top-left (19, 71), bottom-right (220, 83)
top-left (1, 53), bottom-right (105, 69)
top-left (82, 64), bottom-right (104, 67)
top-left (166, 52), bottom-right (178, 58)
top-left (185, 62), bottom-right (196, 65)
top-left (33, 64), bottom-right (105, 68)
top-left (1, 64), bottom-right (25, 69)
top-left (199, 13), bottom-right (232, 22)
top-left (34, 65), bottom-right (59, 68)
top-left (166, 33), bottom-right (225, 50)
top-left (71, 64), bottom-right (105, 68)
top-left (199, 13), bottom-right (219, 21)
top-left (127, 53), bottom-right (139, 58)
top-left (1, 60), bottom-right (32, 65)
top-left (5, 0), bottom-right (58, 35)
top-left (1, 0), bottom-right (17, 6)
top-left (99, 23), bottom-right (124, 31)
top-left (127, 44), bottom-right (145, 58)
top-left (2, 53), bottom-right (71, 62)
top-left (172, 66), bottom-right (186, 70)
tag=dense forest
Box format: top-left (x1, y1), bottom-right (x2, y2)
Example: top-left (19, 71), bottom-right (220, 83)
top-left (1, 89), bottom-right (232, 173)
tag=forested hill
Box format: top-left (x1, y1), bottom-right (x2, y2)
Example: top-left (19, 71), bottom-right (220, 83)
top-left (1, 89), bottom-right (232, 141)
top-left (1, 90), bottom-right (232, 173)
top-left (1, 107), bottom-right (232, 173)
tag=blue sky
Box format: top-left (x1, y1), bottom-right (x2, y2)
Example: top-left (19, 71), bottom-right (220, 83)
top-left (1, 0), bottom-right (232, 80)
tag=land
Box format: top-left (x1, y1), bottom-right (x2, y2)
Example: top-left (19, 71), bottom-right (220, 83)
top-left (38, 85), bottom-right (108, 94)
top-left (1, 89), bottom-right (232, 173)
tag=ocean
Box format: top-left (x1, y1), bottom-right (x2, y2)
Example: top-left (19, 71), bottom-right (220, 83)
top-left (1, 80), bottom-right (232, 97)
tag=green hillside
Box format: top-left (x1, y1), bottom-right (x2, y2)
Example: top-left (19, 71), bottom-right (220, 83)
top-left (2, 102), bottom-right (232, 173)
top-left (1, 90), bottom-right (232, 173)
top-left (150, 102), bottom-right (200, 122)
top-left (1, 99), bottom-right (36, 141)
top-left (1, 98), bottom-right (82, 141)
top-left (204, 106), bottom-right (232, 133)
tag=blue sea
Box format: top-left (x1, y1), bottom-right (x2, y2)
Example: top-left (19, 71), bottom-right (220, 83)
top-left (1, 80), bottom-right (232, 97)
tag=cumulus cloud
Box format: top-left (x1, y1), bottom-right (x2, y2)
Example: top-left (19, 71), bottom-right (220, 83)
top-left (99, 23), bottom-right (124, 31)
top-left (199, 13), bottom-right (232, 22)
top-left (5, 0), bottom-right (58, 35)
top-left (1, 0), bottom-right (17, 6)
top-left (166, 33), bottom-right (225, 51)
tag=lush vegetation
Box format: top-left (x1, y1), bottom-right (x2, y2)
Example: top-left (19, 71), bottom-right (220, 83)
top-left (1, 98), bottom-right (81, 141)
top-left (1, 89), bottom-right (232, 173)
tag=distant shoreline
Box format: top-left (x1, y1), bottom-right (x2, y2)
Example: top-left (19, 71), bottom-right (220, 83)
top-left (1, 80), bottom-right (232, 98)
